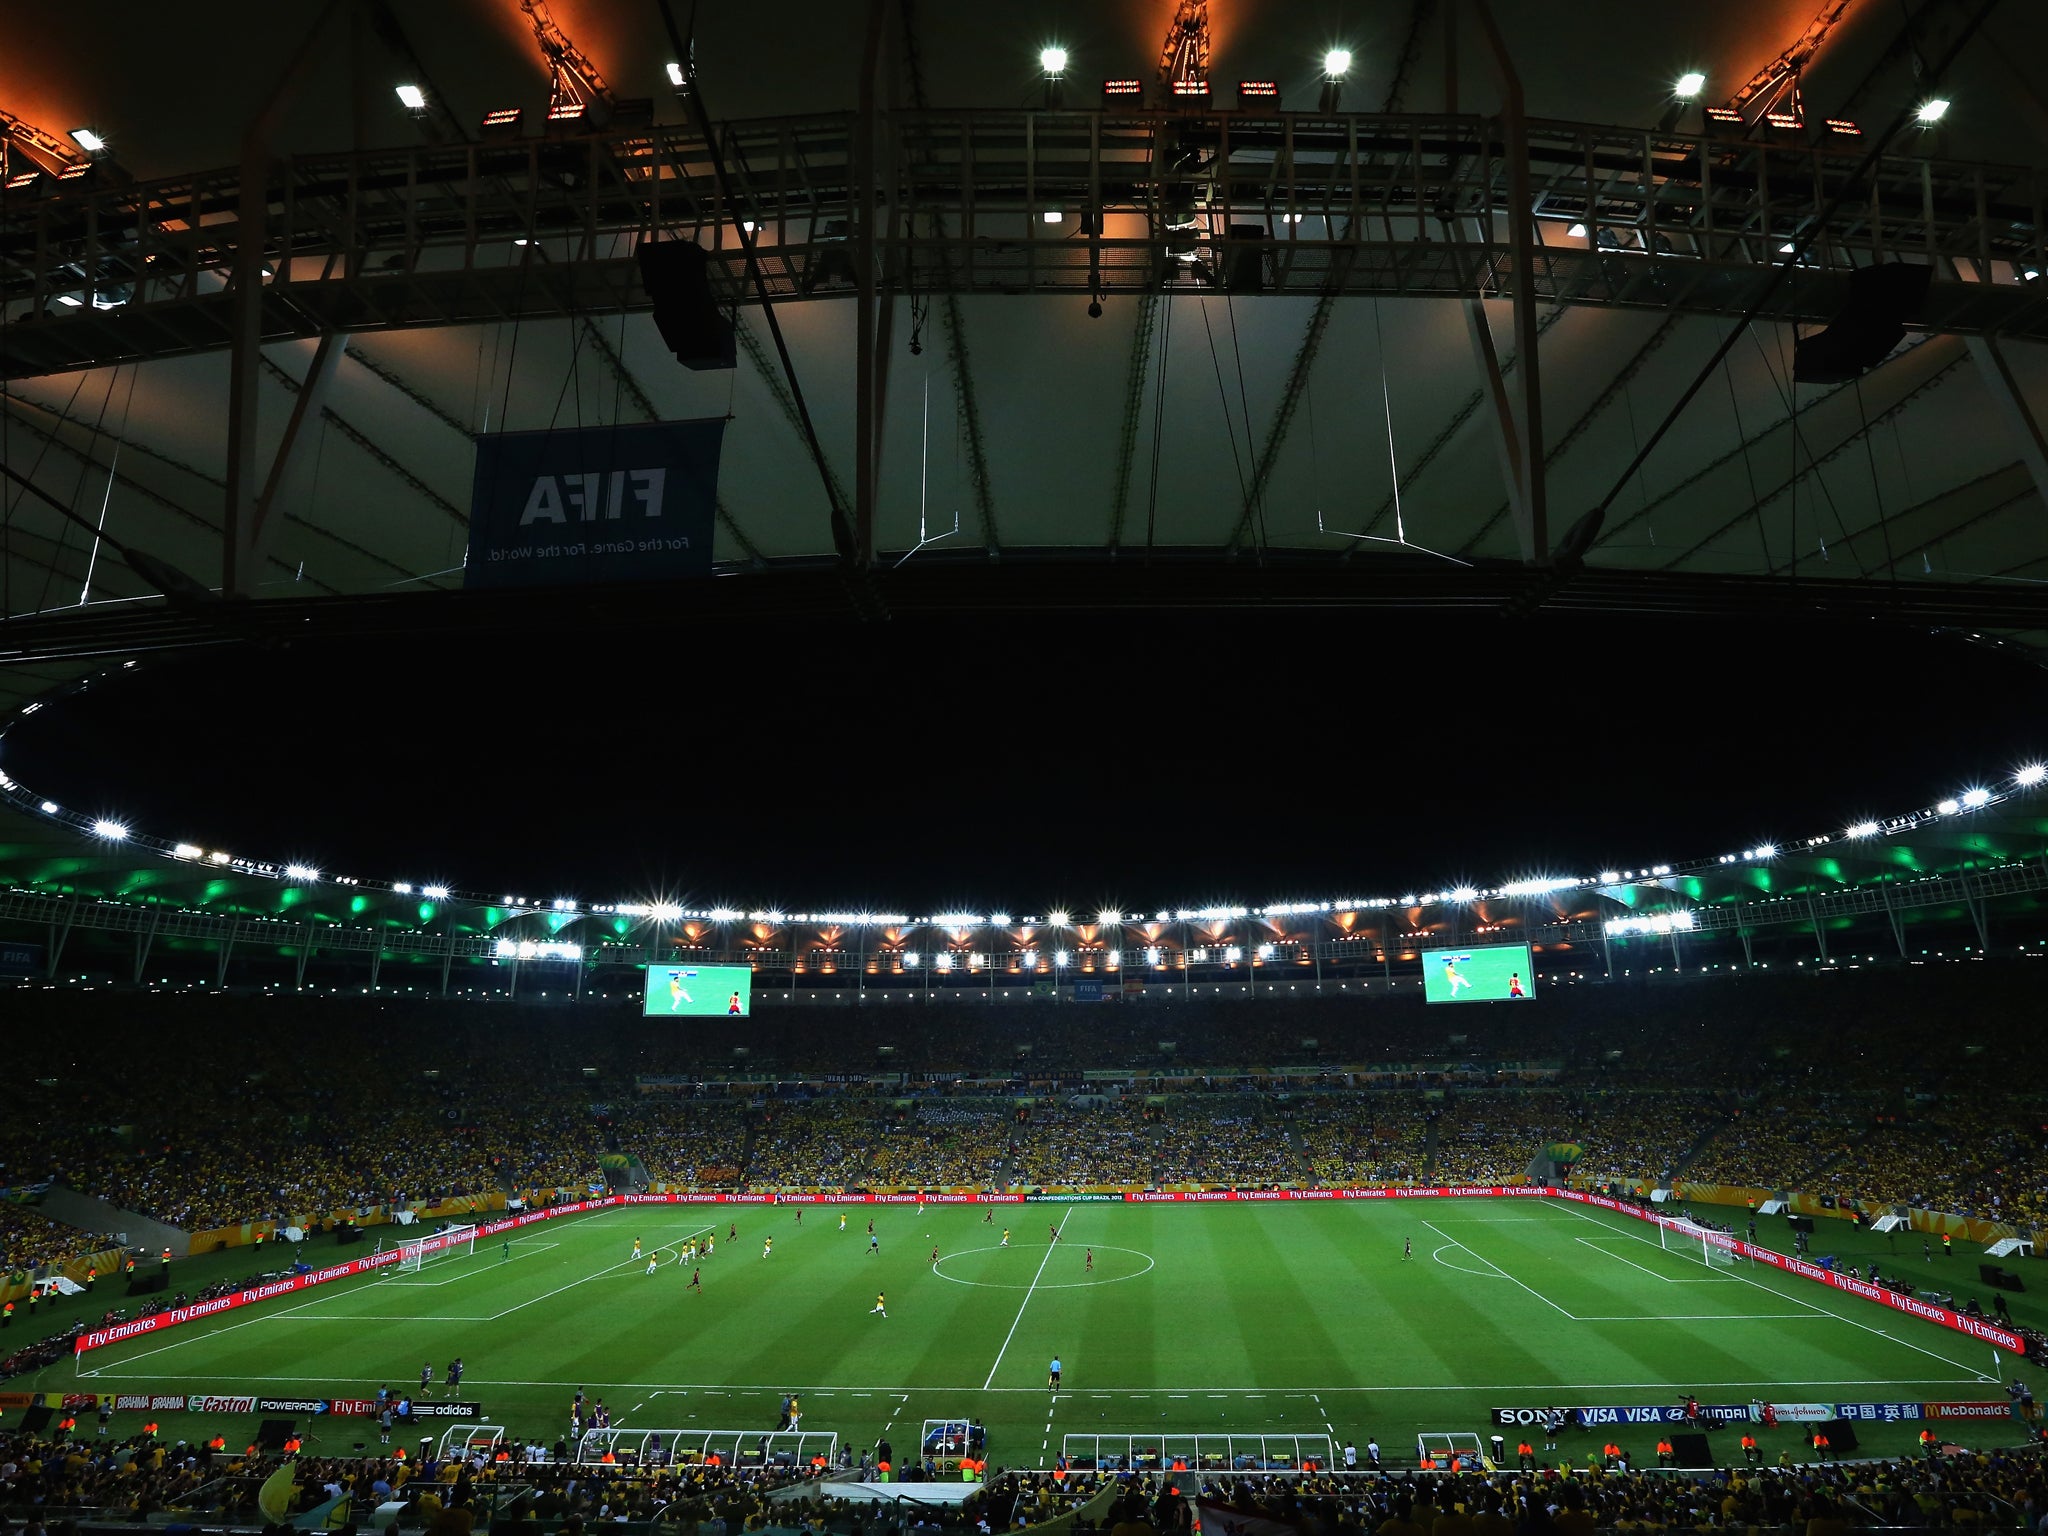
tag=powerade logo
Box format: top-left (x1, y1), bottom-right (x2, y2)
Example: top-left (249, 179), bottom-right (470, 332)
top-left (258, 1398), bottom-right (331, 1415)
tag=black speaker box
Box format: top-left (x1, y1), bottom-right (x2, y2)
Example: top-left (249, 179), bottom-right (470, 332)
top-left (334, 1222), bottom-right (363, 1245)
top-left (635, 240), bottom-right (736, 371)
top-left (1786, 1215), bottom-right (1815, 1233)
top-left (1670, 1432), bottom-right (1713, 1466)
top-left (127, 1270), bottom-right (168, 1295)
top-left (258, 1419), bottom-right (296, 1450)
top-left (18, 1404), bottom-right (53, 1434)
top-left (1225, 224), bottom-right (1266, 292)
top-left (1793, 262), bottom-right (1932, 383)
top-left (1822, 1418), bottom-right (1859, 1452)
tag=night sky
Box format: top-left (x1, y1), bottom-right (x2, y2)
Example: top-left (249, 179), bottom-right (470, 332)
top-left (5, 611), bottom-right (2046, 914)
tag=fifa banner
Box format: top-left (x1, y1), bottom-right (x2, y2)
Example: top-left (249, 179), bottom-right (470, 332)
top-left (75, 1187), bottom-right (2025, 1360)
top-left (1490, 1401), bottom-right (2014, 1429)
top-left (465, 420), bottom-right (724, 588)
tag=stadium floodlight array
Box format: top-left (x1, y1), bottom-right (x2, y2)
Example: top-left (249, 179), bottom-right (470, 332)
top-left (1661, 1217), bottom-right (1739, 1269)
top-left (1060, 1431), bottom-right (1333, 1471)
top-left (395, 1223), bottom-right (478, 1274)
top-left (5, 659), bottom-right (2048, 928)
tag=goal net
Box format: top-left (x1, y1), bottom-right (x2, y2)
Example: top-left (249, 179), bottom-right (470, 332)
top-left (1660, 1218), bottom-right (1737, 1268)
top-left (1417, 1432), bottom-right (1490, 1471)
top-left (397, 1223), bottom-right (478, 1273)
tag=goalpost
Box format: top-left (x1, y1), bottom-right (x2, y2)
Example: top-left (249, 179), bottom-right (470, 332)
top-left (1660, 1218), bottom-right (1738, 1269)
top-left (397, 1223), bottom-right (479, 1274)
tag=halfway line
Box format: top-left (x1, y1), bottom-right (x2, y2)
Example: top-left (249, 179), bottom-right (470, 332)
top-left (983, 1206), bottom-right (1073, 1390)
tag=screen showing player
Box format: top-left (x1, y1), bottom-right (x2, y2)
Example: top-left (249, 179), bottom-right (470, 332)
top-left (642, 963), bottom-right (753, 1017)
top-left (1420, 943), bottom-right (1535, 1003)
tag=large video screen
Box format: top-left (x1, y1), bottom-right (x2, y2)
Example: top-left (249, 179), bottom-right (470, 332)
top-left (642, 963), bottom-right (753, 1017)
top-left (1421, 943), bottom-right (1535, 1003)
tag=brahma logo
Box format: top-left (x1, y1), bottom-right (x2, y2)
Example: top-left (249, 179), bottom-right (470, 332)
top-left (115, 1394), bottom-right (187, 1411)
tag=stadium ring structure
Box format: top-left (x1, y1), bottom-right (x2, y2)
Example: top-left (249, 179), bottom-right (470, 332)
top-left (3, 660), bottom-right (2048, 995)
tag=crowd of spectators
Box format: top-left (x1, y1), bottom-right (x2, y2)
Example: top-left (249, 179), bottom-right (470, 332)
top-left (0, 1202), bottom-right (116, 1278)
top-left (3, 968), bottom-right (2048, 1238)
top-left (1012, 1102), bottom-right (1152, 1187)
top-left (1191, 1450), bottom-right (2048, 1535)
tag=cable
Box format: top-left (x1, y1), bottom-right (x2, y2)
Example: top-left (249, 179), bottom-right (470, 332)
top-left (1197, 299), bottom-right (1251, 545)
top-left (1143, 296), bottom-right (1175, 555)
top-left (1223, 295), bottom-right (1268, 556)
top-left (1719, 341), bottom-right (1771, 573)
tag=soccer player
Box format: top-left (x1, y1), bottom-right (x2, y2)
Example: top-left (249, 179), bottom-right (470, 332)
top-left (667, 972), bottom-right (690, 1011)
top-left (840, 1213), bottom-right (848, 1232)
top-left (688, 1267), bottom-right (702, 1292)
top-left (931, 1245), bottom-right (940, 1265)
top-left (1441, 956), bottom-right (1472, 996)
top-left (868, 1233), bottom-right (880, 1255)
top-left (647, 1256), bottom-right (659, 1275)
top-left (729, 1223), bottom-right (737, 1242)
top-left (867, 1219), bottom-right (875, 1237)
top-left (1508, 972), bottom-right (1526, 998)
top-left (983, 1209), bottom-right (993, 1225)
top-left (1048, 1355), bottom-right (1061, 1390)
top-left (1001, 1229), bottom-right (1011, 1247)
top-left (727, 990), bottom-right (742, 1014)
top-left (447, 1358), bottom-right (463, 1393)
top-left (706, 1236), bottom-right (715, 1258)
top-left (1085, 1248), bottom-right (1093, 1272)
top-left (502, 1239), bottom-right (510, 1262)
top-left (633, 1238), bottom-right (642, 1261)
top-left (795, 1210), bottom-right (802, 1226)
top-left (871, 1292), bottom-right (887, 1318)
top-left (762, 1237), bottom-right (774, 1259)
top-left (1048, 1223), bottom-right (1059, 1243)
top-left (421, 1363), bottom-right (433, 1392)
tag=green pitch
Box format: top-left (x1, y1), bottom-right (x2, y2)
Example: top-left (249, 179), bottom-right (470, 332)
top-left (1421, 944), bottom-right (1534, 1003)
top-left (61, 1200), bottom-right (2024, 1465)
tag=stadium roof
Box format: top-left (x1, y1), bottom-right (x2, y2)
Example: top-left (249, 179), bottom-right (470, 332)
top-left (3, 0), bottom-right (2048, 929)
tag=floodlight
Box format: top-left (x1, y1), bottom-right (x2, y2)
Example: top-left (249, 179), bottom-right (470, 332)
top-left (1323, 48), bottom-right (1352, 78)
top-left (1599, 870), bottom-right (1621, 883)
top-left (394, 882), bottom-right (414, 894)
top-left (1917, 98), bottom-right (1949, 123)
top-left (1937, 797), bottom-right (1960, 815)
top-left (666, 61), bottom-right (685, 87)
top-left (285, 864), bottom-right (320, 881)
top-left (211, 850), bottom-right (232, 864)
top-left (1097, 910), bottom-right (1121, 926)
top-left (1754, 844), bottom-right (1777, 858)
top-left (1961, 787), bottom-right (1991, 807)
top-left (1567, 223), bottom-right (1587, 238)
top-left (1040, 46), bottom-right (1069, 76)
top-left (1674, 71), bottom-right (1705, 99)
top-left (1042, 209), bottom-right (1063, 223)
top-left (2016, 764), bottom-right (2047, 786)
top-left (903, 951), bottom-right (920, 967)
top-left (988, 912), bottom-right (1012, 927)
top-left (1451, 885), bottom-right (1479, 902)
top-left (1054, 950), bottom-right (1070, 967)
top-left (56, 294), bottom-right (83, 307)
top-left (395, 84), bottom-right (427, 110)
top-left (1848, 821), bottom-right (1880, 838)
top-left (93, 819), bottom-right (128, 839)
top-left (1048, 910), bottom-right (1071, 927)
top-left (422, 884), bottom-right (450, 900)
top-left (650, 902), bottom-right (684, 921)
top-left (174, 843), bottom-right (202, 859)
top-left (70, 128), bottom-right (107, 153)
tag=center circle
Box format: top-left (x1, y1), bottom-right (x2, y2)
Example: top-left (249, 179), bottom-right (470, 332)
top-left (929, 1243), bottom-right (1155, 1289)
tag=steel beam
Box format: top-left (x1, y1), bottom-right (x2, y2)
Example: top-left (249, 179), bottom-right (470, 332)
top-left (1964, 334), bottom-right (2048, 522)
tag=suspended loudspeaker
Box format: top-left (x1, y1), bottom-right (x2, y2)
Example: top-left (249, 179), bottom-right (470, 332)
top-left (635, 240), bottom-right (736, 371)
top-left (1792, 262), bottom-right (1931, 384)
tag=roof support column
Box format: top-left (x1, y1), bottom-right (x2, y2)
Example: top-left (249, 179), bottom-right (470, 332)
top-left (1469, 0), bottom-right (1547, 563)
top-left (1964, 334), bottom-right (2048, 521)
top-left (854, 0), bottom-right (902, 569)
top-left (224, 0), bottom-right (348, 597)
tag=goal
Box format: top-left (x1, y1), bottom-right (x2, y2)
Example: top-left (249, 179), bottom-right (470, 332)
top-left (397, 1223), bottom-right (478, 1273)
top-left (1416, 1432), bottom-right (1490, 1471)
top-left (1661, 1218), bottom-right (1737, 1268)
